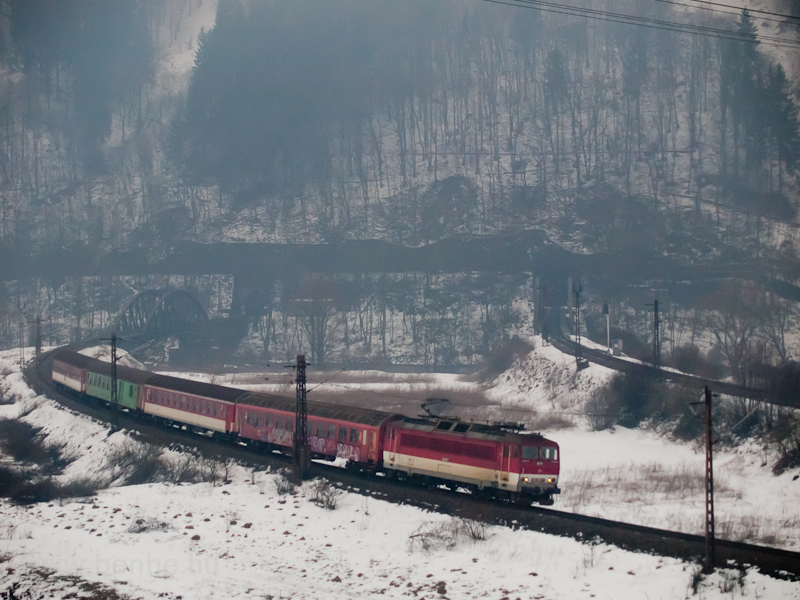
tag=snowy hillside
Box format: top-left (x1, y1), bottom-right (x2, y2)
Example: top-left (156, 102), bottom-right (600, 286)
top-left (2, 344), bottom-right (800, 597)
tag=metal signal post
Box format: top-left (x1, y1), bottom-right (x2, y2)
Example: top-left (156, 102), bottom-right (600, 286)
top-left (294, 355), bottom-right (311, 479)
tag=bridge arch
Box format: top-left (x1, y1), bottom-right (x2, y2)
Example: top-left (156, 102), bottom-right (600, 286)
top-left (112, 289), bottom-right (208, 339)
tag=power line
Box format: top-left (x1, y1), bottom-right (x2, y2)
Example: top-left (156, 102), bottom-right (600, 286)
top-left (511, 0), bottom-right (800, 46)
top-left (686, 0), bottom-right (800, 22)
top-left (654, 0), bottom-right (790, 26)
top-left (476, 0), bottom-right (800, 49)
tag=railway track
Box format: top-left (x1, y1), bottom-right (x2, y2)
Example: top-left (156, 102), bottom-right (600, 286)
top-left (24, 348), bottom-right (800, 581)
top-left (547, 312), bottom-right (800, 408)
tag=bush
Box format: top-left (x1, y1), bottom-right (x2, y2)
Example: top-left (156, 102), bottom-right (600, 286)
top-left (407, 518), bottom-right (487, 552)
top-left (667, 346), bottom-right (726, 380)
top-left (273, 470), bottom-right (296, 495)
top-left (585, 392), bottom-right (616, 431)
top-left (105, 441), bottom-right (168, 486)
top-left (587, 374), bottom-right (665, 429)
top-left (306, 479), bottom-right (343, 510)
top-left (0, 469), bottom-right (101, 505)
top-left (127, 518), bottom-right (173, 533)
top-left (0, 419), bottom-right (49, 464)
top-left (476, 336), bottom-right (532, 382)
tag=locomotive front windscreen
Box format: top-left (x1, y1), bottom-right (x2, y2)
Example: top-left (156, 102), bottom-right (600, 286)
top-left (522, 446), bottom-right (558, 460)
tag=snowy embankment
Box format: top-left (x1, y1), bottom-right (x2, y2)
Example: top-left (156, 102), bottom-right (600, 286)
top-left (1, 347), bottom-right (799, 598)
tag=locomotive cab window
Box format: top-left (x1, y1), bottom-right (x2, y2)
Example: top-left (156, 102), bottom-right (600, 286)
top-left (540, 447), bottom-right (558, 460)
top-left (522, 446), bottom-right (538, 459)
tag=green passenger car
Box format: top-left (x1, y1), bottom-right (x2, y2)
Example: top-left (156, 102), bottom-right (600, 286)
top-left (85, 372), bottom-right (141, 410)
top-left (84, 359), bottom-right (151, 411)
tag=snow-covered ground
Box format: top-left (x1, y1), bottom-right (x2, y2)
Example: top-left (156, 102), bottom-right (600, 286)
top-left (1, 346), bottom-right (799, 598)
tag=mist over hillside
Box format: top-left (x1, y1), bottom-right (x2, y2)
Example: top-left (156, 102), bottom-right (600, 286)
top-left (0, 0), bottom-right (797, 258)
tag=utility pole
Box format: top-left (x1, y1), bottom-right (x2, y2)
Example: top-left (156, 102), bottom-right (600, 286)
top-left (574, 287), bottom-right (581, 363)
top-left (27, 317), bottom-right (42, 365)
top-left (703, 385), bottom-right (715, 573)
top-left (653, 299), bottom-right (660, 367)
top-left (541, 285), bottom-right (549, 343)
top-left (18, 314), bottom-right (25, 369)
top-left (645, 299), bottom-right (661, 367)
top-left (110, 332), bottom-right (118, 414)
top-left (691, 386), bottom-right (716, 572)
top-left (294, 355), bottom-right (311, 479)
top-left (573, 284), bottom-right (587, 369)
top-left (603, 302), bottom-right (610, 353)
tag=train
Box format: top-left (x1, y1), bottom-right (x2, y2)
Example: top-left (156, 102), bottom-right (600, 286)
top-left (51, 349), bottom-right (560, 505)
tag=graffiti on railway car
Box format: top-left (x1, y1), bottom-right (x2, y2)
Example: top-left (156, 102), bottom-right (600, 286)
top-left (337, 443), bottom-right (360, 462)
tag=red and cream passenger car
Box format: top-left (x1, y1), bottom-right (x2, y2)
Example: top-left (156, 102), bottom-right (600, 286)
top-left (383, 417), bottom-right (560, 503)
top-left (51, 350), bottom-right (94, 393)
top-left (142, 373), bottom-right (239, 435)
top-left (236, 391), bottom-right (401, 467)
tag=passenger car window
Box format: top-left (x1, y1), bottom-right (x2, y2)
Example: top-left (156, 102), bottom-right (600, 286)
top-left (276, 415), bottom-right (285, 430)
top-left (339, 426), bottom-right (347, 442)
top-left (267, 413), bottom-right (274, 428)
top-left (328, 424), bottom-right (337, 439)
top-left (350, 428), bottom-right (359, 444)
top-left (286, 418), bottom-right (294, 432)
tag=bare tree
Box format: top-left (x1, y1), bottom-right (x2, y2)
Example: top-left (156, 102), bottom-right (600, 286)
top-left (703, 281), bottom-right (763, 384)
top-left (289, 275), bottom-right (342, 366)
top-left (759, 293), bottom-right (795, 363)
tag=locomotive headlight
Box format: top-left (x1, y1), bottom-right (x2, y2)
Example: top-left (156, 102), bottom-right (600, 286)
top-left (547, 478), bottom-right (554, 483)
top-left (523, 477), bottom-right (529, 482)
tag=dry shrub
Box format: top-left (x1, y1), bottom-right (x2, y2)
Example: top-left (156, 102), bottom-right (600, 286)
top-left (531, 413), bottom-right (575, 430)
top-left (0, 470), bottom-right (101, 505)
top-left (562, 462), bottom-right (736, 512)
top-left (273, 470), bottom-right (296, 495)
top-left (306, 479), bottom-right (343, 510)
top-left (0, 419), bottom-right (50, 465)
top-left (105, 441), bottom-right (168, 486)
top-left (408, 518), bottom-right (487, 551)
top-left (474, 336), bottom-right (533, 383)
top-left (127, 517), bottom-right (173, 534)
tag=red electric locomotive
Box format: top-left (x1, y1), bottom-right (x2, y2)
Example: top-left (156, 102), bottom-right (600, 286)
top-left (383, 417), bottom-right (559, 504)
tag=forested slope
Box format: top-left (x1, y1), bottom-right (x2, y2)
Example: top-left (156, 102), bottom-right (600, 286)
top-left (0, 0), bottom-right (797, 264)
